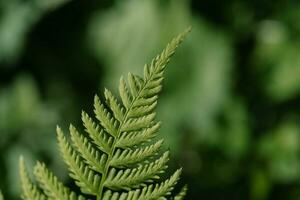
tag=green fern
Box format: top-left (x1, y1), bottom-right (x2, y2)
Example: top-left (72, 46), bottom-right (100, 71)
top-left (19, 157), bottom-right (46, 200)
top-left (174, 185), bottom-right (187, 200)
top-left (19, 28), bottom-right (190, 200)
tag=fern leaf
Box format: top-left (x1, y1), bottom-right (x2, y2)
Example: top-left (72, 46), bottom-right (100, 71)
top-left (81, 111), bottom-right (113, 153)
top-left (104, 88), bottom-right (125, 122)
top-left (121, 113), bottom-right (156, 132)
top-left (102, 168), bottom-right (182, 200)
top-left (128, 72), bottom-right (143, 97)
top-left (97, 28), bottom-right (190, 197)
top-left (34, 162), bottom-right (85, 200)
top-left (128, 101), bottom-right (157, 118)
top-left (104, 152), bottom-right (169, 190)
top-left (141, 168), bottom-right (182, 200)
top-left (19, 157), bottom-right (46, 200)
top-left (57, 127), bottom-right (101, 195)
top-left (110, 139), bottom-right (163, 167)
top-left (134, 95), bottom-right (158, 107)
top-left (94, 95), bottom-right (119, 137)
top-left (174, 185), bottom-right (188, 200)
top-left (69, 125), bottom-right (107, 173)
top-left (119, 76), bottom-right (132, 109)
top-left (116, 122), bottom-right (161, 148)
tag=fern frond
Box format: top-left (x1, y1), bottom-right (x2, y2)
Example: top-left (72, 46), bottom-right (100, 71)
top-left (119, 76), bottom-right (132, 109)
top-left (127, 73), bottom-right (145, 98)
top-left (121, 113), bottom-right (156, 132)
top-left (34, 162), bottom-right (85, 200)
top-left (94, 95), bottom-right (119, 137)
top-left (96, 28), bottom-right (190, 197)
top-left (57, 127), bottom-right (101, 195)
top-left (104, 152), bottom-right (169, 190)
top-left (104, 88), bottom-right (125, 122)
top-left (174, 185), bottom-right (188, 200)
top-left (102, 168), bottom-right (182, 200)
top-left (19, 28), bottom-right (190, 200)
top-left (134, 95), bottom-right (158, 107)
top-left (69, 125), bottom-right (107, 173)
top-left (128, 101), bottom-right (157, 118)
top-left (116, 122), bottom-right (161, 148)
top-left (110, 139), bottom-right (163, 167)
top-left (81, 111), bottom-right (113, 153)
top-left (19, 157), bottom-right (46, 200)
top-left (143, 168), bottom-right (182, 200)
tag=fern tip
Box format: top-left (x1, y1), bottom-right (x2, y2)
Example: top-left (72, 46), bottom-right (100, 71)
top-left (69, 123), bottom-right (76, 130)
top-left (56, 126), bottom-right (64, 138)
top-left (56, 125), bottom-right (61, 131)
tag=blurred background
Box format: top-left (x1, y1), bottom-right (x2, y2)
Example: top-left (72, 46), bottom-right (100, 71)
top-left (1, 0), bottom-right (300, 199)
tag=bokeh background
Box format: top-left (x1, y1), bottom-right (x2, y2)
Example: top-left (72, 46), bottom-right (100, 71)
top-left (1, 0), bottom-right (300, 199)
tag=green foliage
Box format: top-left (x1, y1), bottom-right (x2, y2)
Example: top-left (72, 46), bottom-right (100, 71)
top-left (174, 185), bottom-right (187, 200)
top-left (19, 28), bottom-right (190, 200)
top-left (19, 157), bottom-right (46, 200)
top-left (1, 0), bottom-right (299, 199)
top-left (0, 74), bottom-right (57, 134)
top-left (0, 191), bottom-right (3, 200)
top-left (0, 74), bottom-right (63, 198)
top-left (254, 19), bottom-right (300, 102)
top-left (258, 120), bottom-right (300, 182)
top-left (0, 0), bottom-right (69, 63)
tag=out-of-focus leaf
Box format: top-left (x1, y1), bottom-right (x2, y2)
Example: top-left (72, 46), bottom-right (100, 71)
top-left (250, 169), bottom-right (271, 200)
top-left (0, 74), bottom-right (39, 133)
top-left (0, 74), bottom-right (57, 134)
top-left (254, 20), bottom-right (300, 101)
top-left (258, 120), bottom-right (300, 182)
top-left (219, 99), bottom-right (250, 159)
top-left (266, 49), bottom-right (300, 101)
top-left (0, 0), bottom-right (70, 64)
top-left (0, 74), bottom-right (64, 199)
